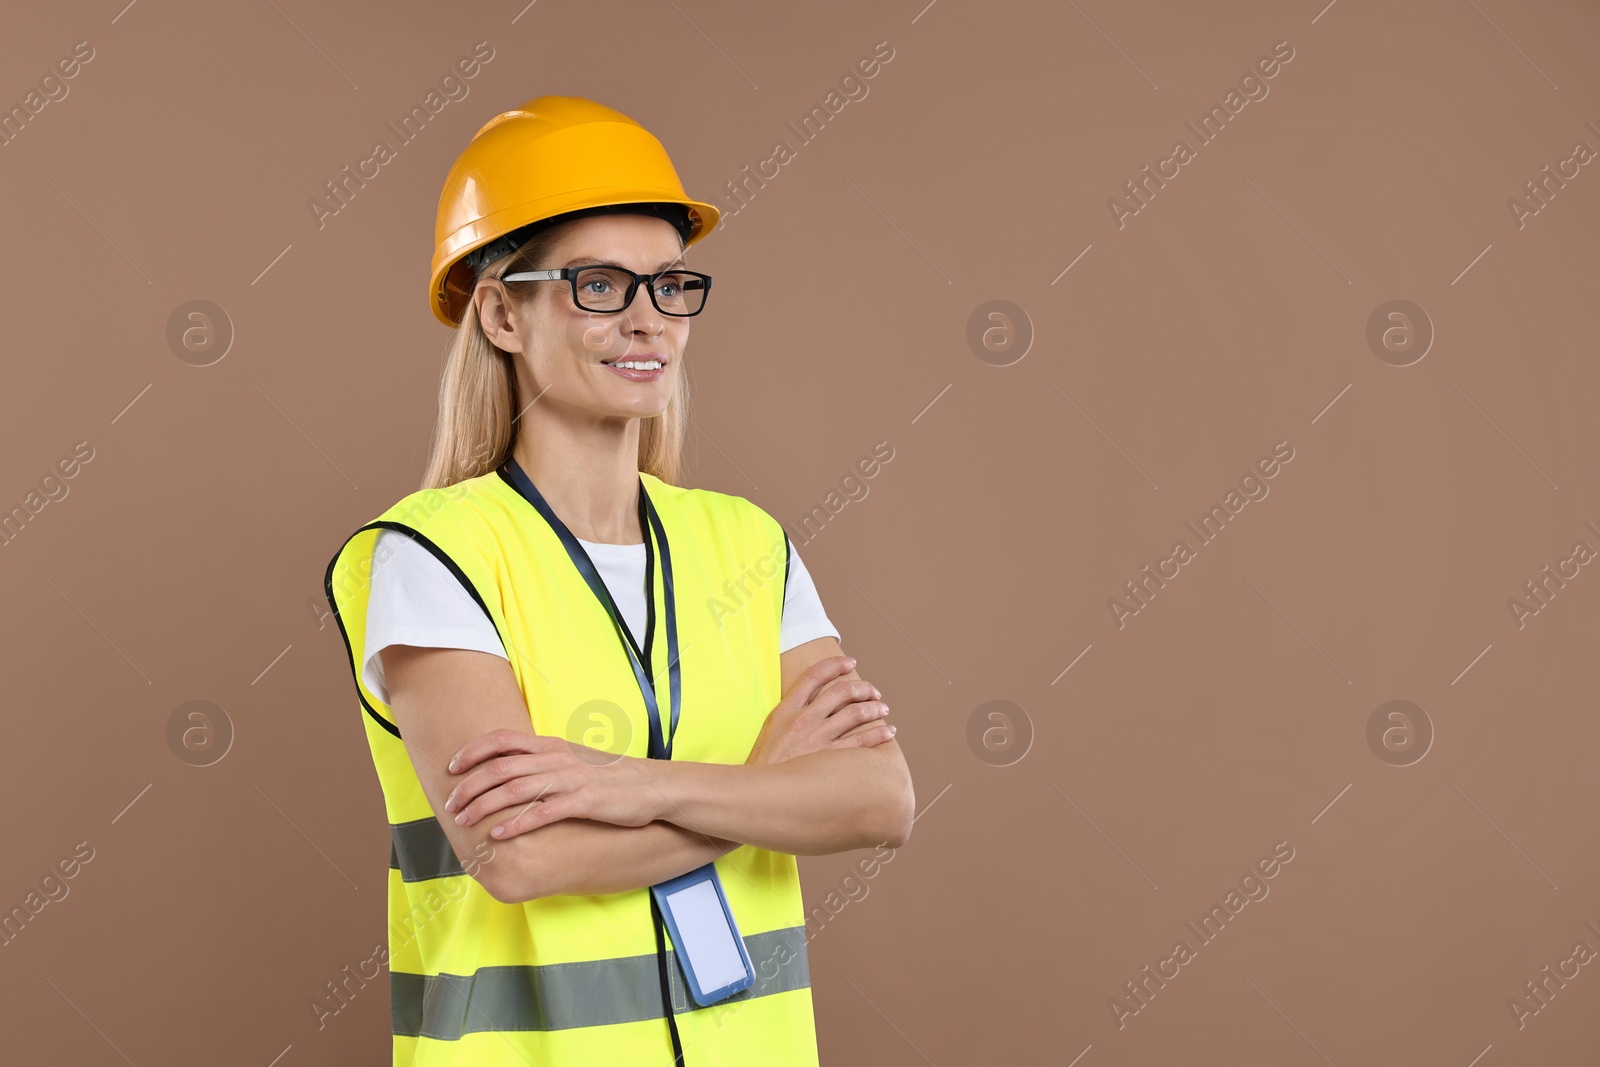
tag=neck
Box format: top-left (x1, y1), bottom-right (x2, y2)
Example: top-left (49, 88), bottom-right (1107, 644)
top-left (511, 406), bottom-right (644, 545)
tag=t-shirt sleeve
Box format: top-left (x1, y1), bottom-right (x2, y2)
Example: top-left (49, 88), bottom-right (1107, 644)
top-left (778, 538), bottom-right (841, 654)
top-left (364, 529), bottom-right (509, 705)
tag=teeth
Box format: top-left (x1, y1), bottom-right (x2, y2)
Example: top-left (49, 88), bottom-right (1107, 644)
top-left (611, 360), bottom-right (663, 370)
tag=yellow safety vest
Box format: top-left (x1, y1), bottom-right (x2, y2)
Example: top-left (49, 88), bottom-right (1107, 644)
top-left (323, 467), bottom-right (819, 1066)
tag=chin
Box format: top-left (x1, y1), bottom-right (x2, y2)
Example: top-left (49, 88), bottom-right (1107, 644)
top-left (607, 393), bottom-right (672, 418)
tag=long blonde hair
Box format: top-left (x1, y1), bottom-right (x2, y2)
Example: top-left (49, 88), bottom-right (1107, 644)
top-left (419, 222), bottom-right (690, 490)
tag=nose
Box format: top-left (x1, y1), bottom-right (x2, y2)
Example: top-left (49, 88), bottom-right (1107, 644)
top-left (619, 278), bottom-right (666, 335)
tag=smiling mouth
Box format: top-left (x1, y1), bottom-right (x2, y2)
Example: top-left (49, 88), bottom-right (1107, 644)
top-left (601, 356), bottom-right (667, 369)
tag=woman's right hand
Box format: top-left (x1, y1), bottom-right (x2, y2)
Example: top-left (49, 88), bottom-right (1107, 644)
top-left (745, 655), bottom-right (895, 766)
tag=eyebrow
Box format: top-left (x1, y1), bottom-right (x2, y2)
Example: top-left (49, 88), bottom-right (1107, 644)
top-left (564, 256), bottom-right (687, 271)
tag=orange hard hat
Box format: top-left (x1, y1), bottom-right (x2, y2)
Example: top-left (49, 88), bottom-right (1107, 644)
top-left (428, 95), bottom-right (721, 328)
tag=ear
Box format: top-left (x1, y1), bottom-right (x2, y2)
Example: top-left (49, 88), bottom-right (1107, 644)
top-left (474, 281), bottom-right (525, 354)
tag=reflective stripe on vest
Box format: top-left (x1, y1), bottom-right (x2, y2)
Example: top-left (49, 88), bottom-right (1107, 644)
top-left (391, 925), bottom-right (811, 1038)
top-left (389, 815), bottom-right (464, 882)
top-left (324, 470), bottom-right (817, 1066)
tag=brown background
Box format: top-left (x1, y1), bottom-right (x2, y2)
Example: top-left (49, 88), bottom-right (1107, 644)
top-left (2, 0), bottom-right (1597, 1063)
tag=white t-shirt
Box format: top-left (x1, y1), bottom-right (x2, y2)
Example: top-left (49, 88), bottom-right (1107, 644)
top-left (362, 528), bottom-right (840, 706)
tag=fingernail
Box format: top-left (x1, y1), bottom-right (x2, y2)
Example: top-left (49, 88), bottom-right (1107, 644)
top-left (454, 813), bottom-right (467, 825)
top-left (448, 758), bottom-right (459, 773)
top-left (887, 724), bottom-right (897, 736)
top-left (847, 657), bottom-right (858, 668)
top-left (444, 797), bottom-right (456, 812)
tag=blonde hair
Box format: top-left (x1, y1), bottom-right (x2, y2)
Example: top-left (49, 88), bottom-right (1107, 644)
top-left (419, 222), bottom-right (690, 490)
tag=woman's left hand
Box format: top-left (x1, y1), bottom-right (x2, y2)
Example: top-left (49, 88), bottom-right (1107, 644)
top-left (442, 729), bottom-right (659, 839)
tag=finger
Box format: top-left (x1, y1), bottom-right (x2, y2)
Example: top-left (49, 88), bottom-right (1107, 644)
top-left (808, 678), bottom-right (880, 720)
top-left (826, 700), bottom-right (889, 741)
top-left (446, 751), bottom-right (568, 814)
top-left (833, 722), bottom-right (897, 748)
top-left (454, 772), bottom-right (559, 828)
top-left (489, 795), bottom-right (575, 839)
top-left (449, 728), bottom-right (554, 775)
top-left (787, 656), bottom-right (858, 710)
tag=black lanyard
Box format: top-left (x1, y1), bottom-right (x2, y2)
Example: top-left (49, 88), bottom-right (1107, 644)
top-left (499, 456), bottom-right (681, 760)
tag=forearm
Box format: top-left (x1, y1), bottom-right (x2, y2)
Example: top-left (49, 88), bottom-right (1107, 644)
top-left (641, 744), bottom-right (914, 856)
top-left (492, 818), bottom-right (738, 902)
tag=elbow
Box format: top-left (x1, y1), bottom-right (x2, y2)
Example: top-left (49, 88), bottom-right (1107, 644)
top-left (477, 849), bottom-right (558, 904)
top-left (479, 866), bottom-right (532, 904)
top-left (480, 836), bottom-right (610, 902)
top-left (486, 870), bottom-right (568, 904)
top-left (484, 877), bottom-right (534, 905)
top-left (872, 824), bottom-right (910, 851)
top-left (879, 800), bottom-right (913, 850)
top-left (871, 769), bottom-right (916, 850)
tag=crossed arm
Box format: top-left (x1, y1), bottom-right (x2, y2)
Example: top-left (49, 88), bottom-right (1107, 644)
top-left (382, 636), bottom-right (915, 904)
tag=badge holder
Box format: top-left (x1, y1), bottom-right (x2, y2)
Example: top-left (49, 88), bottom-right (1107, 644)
top-left (650, 862), bottom-right (755, 1007)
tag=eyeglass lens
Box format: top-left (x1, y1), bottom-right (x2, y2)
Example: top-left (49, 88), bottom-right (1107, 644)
top-left (573, 268), bottom-right (706, 315)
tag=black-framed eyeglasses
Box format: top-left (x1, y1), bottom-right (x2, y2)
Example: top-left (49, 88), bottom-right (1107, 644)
top-left (500, 266), bottom-right (713, 316)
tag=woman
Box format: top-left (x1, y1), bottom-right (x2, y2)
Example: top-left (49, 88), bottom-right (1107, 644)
top-left (323, 95), bottom-right (915, 1066)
